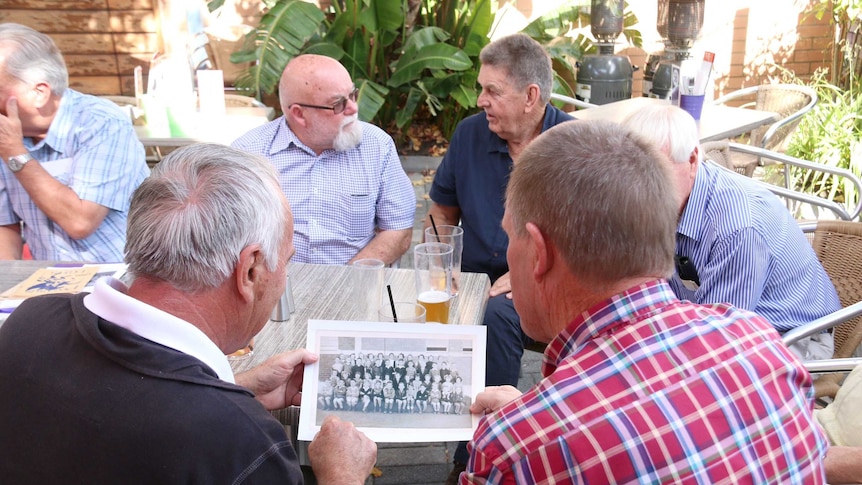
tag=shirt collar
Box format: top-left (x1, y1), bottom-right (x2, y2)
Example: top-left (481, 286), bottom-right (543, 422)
top-left (83, 277), bottom-right (235, 383)
top-left (542, 279), bottom-right (678, 377)
top-left (677, 161), bottom-right (712, 241)
top-left (24, 89), bottom-right (78, 154)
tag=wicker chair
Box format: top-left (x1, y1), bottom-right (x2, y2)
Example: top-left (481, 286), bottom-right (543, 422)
top-left (712, 84), bottom-right (817, 175)
top-left (224, 93), bottom-right (266, 108)
top-left (783, 221), bottom-right (862, 399)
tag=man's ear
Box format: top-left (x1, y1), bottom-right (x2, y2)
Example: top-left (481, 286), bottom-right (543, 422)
top-left (524, 84), bottom-right (542, 112)
top-left (32, 82), bottom-right (52, 109)
top-left (287, 104), bottom-right (307, 128)
top-left (235, 244), bottom-right (264, 304)
top-left (525, 222), bottom-right (552, 281)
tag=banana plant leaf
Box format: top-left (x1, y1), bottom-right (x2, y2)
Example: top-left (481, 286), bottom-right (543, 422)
top-left (388, 44), bottom-right (472, 87)
top-left (355, 79), bottom-right (389, 123)
top-left (230, 0), bottom-right (324, 96)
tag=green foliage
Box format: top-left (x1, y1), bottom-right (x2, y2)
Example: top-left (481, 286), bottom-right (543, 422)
top-left (784, 68), bottom-right (862, 214)
top-left (226, 0), bottom-right (490, 141)
top-left (221, 0), bottom-right (642, 146)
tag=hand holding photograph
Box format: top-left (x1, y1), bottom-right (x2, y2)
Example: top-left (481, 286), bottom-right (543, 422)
top-left (299, 320), bottom-right (487, 442)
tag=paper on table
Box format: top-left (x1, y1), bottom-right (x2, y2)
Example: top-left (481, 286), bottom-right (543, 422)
top-left (0, 264), bottom-right (126, 307)
top-left (1, 266), bottom-right (99, 299)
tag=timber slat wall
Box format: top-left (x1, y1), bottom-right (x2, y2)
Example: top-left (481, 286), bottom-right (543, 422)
top-left (0, 0), bottom-right (158, 96)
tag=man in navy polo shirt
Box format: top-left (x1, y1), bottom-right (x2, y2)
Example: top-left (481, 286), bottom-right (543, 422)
top-left (424, 33), bottom-right (573, 482)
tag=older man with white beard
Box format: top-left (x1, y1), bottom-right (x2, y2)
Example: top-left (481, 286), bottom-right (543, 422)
top-left (232, 54), bottom-right (415, 265)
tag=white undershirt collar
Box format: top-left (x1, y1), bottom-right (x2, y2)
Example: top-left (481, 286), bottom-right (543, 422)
top-left (83, 277), bottom-right (235, 383)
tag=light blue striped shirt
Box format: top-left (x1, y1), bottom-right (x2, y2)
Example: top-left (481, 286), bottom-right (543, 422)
top-left (672, 161), bottom-right (840, 332)
top-left (231, 117), bottom-right (415, 265)
top-left (0, 90), bottom-right (149, 262)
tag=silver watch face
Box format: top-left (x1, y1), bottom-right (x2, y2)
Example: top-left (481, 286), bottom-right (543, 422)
top-left (7, 154), bottom-right (31, 172)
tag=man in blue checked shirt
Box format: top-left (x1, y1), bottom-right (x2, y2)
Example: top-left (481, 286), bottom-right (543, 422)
top-left (623, 104), bottom-right (840, 361)
top-left (232, 54), bottom-right (415, 266)
top-left (0, 24), bottom-right (149, 263)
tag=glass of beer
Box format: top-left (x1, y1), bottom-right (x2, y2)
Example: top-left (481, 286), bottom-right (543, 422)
top-left (413, 242), bottom-right (453, 324)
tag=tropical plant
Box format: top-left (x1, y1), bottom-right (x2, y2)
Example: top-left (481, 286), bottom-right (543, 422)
top-left (219, 0), bottom-right (490, 143)
top-left (782, 68), bottom-right (862, 215)
top-left (807, 0), bottom-right (862, 90)
top-left (211, 0), bottom-right (641, 149)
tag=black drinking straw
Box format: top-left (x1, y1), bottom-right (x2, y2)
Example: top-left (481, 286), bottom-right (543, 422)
top-left (386, 284), bottom-right (398, 322)
top-left (429, 214), bottom-right (440, 239)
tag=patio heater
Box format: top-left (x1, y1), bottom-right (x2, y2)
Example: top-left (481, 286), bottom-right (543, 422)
top-left (648, 0), bottom-right (705, 100)
top-left (575, 0), bottom-right (634, 105)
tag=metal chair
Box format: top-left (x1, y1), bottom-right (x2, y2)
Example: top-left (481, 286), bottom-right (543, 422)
top-left (782, 221), bottom-right (862, 399)
top-left (550, 93), bottom-right (598, 111)
top-left (704, 144), bottom-right (862, 221)
top-left (712, 84), bottom-right (817, 172)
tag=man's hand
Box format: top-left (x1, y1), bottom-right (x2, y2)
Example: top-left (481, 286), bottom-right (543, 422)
top-left (308, 415), bottom-right (377, 485)
top-left (0, 97), bottom-right (27, 160)
top-left (469, 385), bottom-right (523, 415)
top-left (234, 349), bottom-right (318, 410)
top-left (489, 272), bottom-right (512, 299)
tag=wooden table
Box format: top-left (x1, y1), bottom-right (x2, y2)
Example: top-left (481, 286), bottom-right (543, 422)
top-left (0, 261), bottom-right (491, 368)
top-left (135, 106), bottom-right (277, 148)
top-left (572, 97), bottom-right (780, 142)
top-left (230, 262), bottom-right (492, 373)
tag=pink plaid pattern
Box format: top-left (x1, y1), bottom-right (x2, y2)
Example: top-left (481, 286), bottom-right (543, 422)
top-left (464, 280), bottom-right (827, 484)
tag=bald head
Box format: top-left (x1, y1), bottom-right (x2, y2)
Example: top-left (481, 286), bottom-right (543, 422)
top-left (278, 54), bottom-right (351, 111)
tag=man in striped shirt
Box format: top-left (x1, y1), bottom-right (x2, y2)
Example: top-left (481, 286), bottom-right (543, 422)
top-left (461, 119), bottom-right (828, 483)
top-left (623, 104), bottom-right (840, 361)
top-left (0, 24), bottom-right (149, 262)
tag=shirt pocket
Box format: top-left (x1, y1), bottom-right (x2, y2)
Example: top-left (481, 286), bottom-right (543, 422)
top-left (337, 192), bottom-right (375, 239)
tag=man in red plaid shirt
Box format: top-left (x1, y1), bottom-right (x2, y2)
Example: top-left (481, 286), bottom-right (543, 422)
top-left (460, 119), bottom-right (828, 484)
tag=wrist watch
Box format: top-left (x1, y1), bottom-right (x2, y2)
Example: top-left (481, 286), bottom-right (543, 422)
top-left (5, 153), bottom-right (33, 173)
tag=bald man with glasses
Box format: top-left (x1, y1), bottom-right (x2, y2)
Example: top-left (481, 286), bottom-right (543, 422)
top-left (232, 54), bottom-right (415, 266)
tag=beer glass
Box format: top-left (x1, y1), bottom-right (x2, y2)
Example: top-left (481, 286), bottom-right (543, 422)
top-left (424, 225), bottom-right (463, 296)
top-left (413, 242), bottom-right (453, 324)
top-left (351, 258), bottom-right (385, 321)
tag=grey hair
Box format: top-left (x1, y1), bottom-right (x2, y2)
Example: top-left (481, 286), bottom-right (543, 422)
top-left (480, 33), bottom-right (553, 104)
top-left (125, 143), bottom-right (288, 293)
top-left (0, 23), bottom-right (68, 95)
top-left (506, 120), bottom-right (677, 286)
top-left (621, 104), bottom-right (700, 164)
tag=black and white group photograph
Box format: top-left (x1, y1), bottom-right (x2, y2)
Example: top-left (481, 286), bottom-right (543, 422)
top-left (300, 320), bottom-right (486, 442)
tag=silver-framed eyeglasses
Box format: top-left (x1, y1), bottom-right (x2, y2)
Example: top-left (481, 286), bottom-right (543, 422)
top-left (292, 87), bottom-right (359, 114)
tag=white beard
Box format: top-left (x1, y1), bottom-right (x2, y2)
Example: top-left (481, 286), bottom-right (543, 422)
top-left (333, 115), bottom-right (363, 152)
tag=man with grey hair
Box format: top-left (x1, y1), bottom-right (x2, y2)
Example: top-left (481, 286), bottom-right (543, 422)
top-left (0, 143), bottom-right (377, 484)
top-left (622, 104), bottom-right (839, 360)
top-left (458, 120), bottom-right (827, 483)
top-left (425, 33), bottom-right (573, 481)
top-left (232, 54), bottom-right (415, 266)
top-left (0, 23), bottom-right (149, 262)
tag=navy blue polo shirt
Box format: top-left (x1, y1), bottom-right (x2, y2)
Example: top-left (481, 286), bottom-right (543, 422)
top-left (429, 105), bottom-right (574, 282)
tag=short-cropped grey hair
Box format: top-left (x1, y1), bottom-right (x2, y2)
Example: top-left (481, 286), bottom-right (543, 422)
top-left (0, 23), bottom-right (68, 95)
top-left (480, 33), bottom-right (553, 105)
top-left (506, 120), bottom-right (677, 287)
top-left (125, 143), bottom-right (288, 292)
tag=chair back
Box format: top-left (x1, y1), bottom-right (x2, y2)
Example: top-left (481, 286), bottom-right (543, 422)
top-left (807, 221), bottom-right (862, 397)
top-left (224, 94), bottom-right (266, 108)
top-left (812, 221), bottom-right (862, 360)
top-left (751, 84), bottom-right (817, 151)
